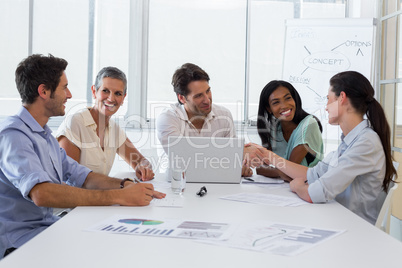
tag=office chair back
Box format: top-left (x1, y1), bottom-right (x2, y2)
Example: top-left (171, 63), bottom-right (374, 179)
top-left (375, 161), bottom-right (399, 233)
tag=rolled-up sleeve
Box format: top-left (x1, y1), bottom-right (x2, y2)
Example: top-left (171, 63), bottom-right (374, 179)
top-left (301, 116), bottom-right (323, 159)
top-left (0, 129), bottom-right (54, 201)
top-left (156, 109), bottom-right (183, 153)
top-left (307, 151), bottom-right (334, 203)
top-left (308, 177), bottom-right (327, 203)
top-left (60, 147), bottom-right (91, 187)
top-left (56, 112), bottom-right (84, 148)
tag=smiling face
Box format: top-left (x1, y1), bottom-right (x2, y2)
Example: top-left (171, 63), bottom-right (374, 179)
top-left (179, 80), bottom-right (212, 119)
top-left (92, 77), bottom-right (126, 117)
top-left (267, 86), bottom-right (296, 122)
top-left (46, 72), bottom-right (72, 117)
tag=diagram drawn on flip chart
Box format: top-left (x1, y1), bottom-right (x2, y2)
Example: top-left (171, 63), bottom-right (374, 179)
top-left (282, 18), bottom-right (375, 141)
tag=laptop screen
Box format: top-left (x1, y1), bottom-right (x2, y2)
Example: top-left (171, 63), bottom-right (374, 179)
top-left (167, 136), bottom-right (245, 183)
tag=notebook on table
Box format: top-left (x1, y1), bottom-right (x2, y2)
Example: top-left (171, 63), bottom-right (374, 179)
top-left (167, 136), bottom-right (245, 183)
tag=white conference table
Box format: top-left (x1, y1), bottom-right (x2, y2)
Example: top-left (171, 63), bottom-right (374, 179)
top-left (1, 174), bottom-right (402, 268)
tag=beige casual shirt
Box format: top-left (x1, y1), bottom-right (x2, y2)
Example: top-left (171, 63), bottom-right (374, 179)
top-left (56, 108), bottom-right (127, 175)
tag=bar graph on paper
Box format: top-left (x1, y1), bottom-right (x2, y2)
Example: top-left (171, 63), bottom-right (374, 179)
top-left (284, 228), bottom-right (338, 244)
top-left (99, 224), bottom-right (175, 236)
top-left (86, 215), bottom-right (237, 241)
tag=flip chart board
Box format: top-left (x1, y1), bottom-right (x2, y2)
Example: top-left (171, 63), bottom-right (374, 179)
top-left (282, 18), bottom-right (375, 140)
top-left (283, 18), bottom-right (374, 114)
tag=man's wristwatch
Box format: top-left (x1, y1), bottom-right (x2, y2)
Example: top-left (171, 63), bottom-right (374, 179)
top-left (120, 178), bottom-right (134, 188)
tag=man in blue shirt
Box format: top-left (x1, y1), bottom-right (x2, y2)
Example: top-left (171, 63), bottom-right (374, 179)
top-left (0, 54), bottom-right (165, 259)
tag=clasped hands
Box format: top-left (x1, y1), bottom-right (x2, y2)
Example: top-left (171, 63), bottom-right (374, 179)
top-left (242, 143), bottom-right (273, 168)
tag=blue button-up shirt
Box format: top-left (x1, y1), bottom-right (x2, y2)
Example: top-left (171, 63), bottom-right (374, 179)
top-left (0, 107), bottom-right (91, 257)
top-left (307, 120), bottom-right (386, 225)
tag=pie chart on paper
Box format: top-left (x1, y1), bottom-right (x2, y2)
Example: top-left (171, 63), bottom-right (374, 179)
top-left (118, 219), bottom-right (164, 225)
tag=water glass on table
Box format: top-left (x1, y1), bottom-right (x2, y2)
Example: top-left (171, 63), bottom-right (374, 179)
top-left (171, 168), bottom-right (186, 194)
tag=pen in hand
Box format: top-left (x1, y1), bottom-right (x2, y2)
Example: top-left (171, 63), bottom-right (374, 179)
top-left (133, 177), bottom-right (159, 199)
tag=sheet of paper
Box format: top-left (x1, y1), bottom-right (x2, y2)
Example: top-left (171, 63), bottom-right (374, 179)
top-left (201, 221), bottom-right (345, 256)
top-left (142, 180), bottom-right (171, 189)
top-left (220, 192), bottom-right (309, 207)
top-left (242, 174), bottom-right (284, 184)
top-left (253, 183), bottom-right (290, 189)
top-left (151, 196), bottom-right (184, 207)
top-left (85, 215), bottom-right (236, 241)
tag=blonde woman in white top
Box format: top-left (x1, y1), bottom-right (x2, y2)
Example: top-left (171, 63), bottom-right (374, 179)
top-left (57, 67), bottom-right (154, 180)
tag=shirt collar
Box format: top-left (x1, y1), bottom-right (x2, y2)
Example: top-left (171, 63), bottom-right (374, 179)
top-left (206, 107), bottom-right (215, 120)
top-left (82, 108), bottom-right (97, 127)
top-left (17, 106), bottom-right (52, 134)
top-left (82, 108), bottom-right (112, 128)
top-left (341, 119), bottom-right (369, 146)
top-left (177, 104), bottom-right (189, 121)
top-left (176, 103), bottom-right (215, 122)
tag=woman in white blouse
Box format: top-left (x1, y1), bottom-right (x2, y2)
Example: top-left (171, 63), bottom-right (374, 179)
top-left (57, 67), bottom-right (154, 180)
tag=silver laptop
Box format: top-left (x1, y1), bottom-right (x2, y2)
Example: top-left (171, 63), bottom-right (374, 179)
top-left (167, 136), bottom-right (245, 183)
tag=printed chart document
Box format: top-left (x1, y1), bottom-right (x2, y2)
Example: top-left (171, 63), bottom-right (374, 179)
top-left (220, 192), bottom-right (309, 207)
top-left (202, 221), bottom-right (345, 256)
top-left (86, 215), bottom-right (236, 241)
